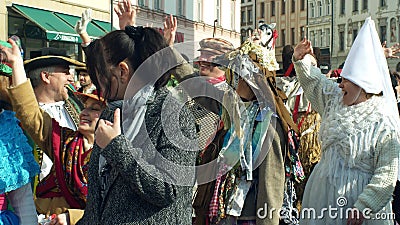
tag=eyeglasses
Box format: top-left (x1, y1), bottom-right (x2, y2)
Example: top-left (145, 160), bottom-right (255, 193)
top-left (47, 69), bottom-right (72, 76)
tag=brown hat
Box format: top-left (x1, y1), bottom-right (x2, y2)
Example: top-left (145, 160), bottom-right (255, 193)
top-left (198, 38), bottom-right (234, 56)
top-left (75, 66), bottom-right (87, 74)
top-left (24, 47), bottom-right (85, 72)
top-left (76, 92), bottom-right (105, 105)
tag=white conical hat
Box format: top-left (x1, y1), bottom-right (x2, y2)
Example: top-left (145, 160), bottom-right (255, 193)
top-left (341, 17), bottom-right (389, 95)
top-left (341, 17), bottom-right (398, 115)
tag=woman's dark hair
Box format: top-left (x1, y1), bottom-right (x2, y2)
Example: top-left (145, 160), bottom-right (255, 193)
top-left (85, 26), bottom-right (170, 100)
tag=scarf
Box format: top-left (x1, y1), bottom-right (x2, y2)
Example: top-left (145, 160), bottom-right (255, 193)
top-left (321, 95), bottom-right (400, 167)
top-left (36, 120), bottom-right (91, 209)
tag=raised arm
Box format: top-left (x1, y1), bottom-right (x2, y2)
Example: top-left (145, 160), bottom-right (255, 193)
top-left (163, 14), bottom-right (178, 46)
top-left (1, 39), bottom-right (54, 158)
top-left (382, 41), bottom-right (400, 59)
top-left (75, 8), bottom-right (92, 46)
top-left (292, 38), bottom-right (341, 115)
top-left (114, 0), bottom-right (136, 30)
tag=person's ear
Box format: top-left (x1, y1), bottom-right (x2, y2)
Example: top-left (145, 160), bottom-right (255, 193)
top-left (40, 71), bottom-right (51, 84)
top-left (118, 61), bottom-right (131, 84)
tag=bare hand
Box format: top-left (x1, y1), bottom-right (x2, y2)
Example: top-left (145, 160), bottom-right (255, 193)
top-left (382, 41), bottom-right (400, 58)
top-left (95, 108), bottom-right (121, 148)
top-left (346, 208), bottom-right (365, 225)
top-left (50, 213), bottom-right (70, 225)
top-left (163, 15), bottom-right (177, 46)
top-left (0, 38), bottom-right (22, 66)
top-left (293, 38), bottom-right (313, 61)
top-left (114, 0), bottom-right (136, 30)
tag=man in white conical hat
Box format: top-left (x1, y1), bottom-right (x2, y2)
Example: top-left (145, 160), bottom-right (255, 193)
top-left (292, 17), bottom-right (400, 225)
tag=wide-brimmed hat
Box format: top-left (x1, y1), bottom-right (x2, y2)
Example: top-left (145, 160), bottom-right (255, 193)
top-left (198, 38), bottom-right (234, 57)
top-left (24, 47), bottom-right (85, 72)
top-left (75, 66), bottom-right (87, 74)
top-left (76, 92), bottom-right (105, 105)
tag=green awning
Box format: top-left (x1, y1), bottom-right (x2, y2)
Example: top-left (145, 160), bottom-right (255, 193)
top-left (12, 4), bottom-right (113, 43)
top-left (93, 20), bottom-right (114, 33)
top-left (12, 4), bottom-right (80, 43)
top-left (54, 13), bottom-right (107, 38)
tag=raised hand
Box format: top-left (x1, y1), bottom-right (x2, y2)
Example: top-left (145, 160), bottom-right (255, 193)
top-left (0, 38), bottom-right (27, 86)
top-left (0, 38), bottom-right (22, 67)
top-left (382, 41), bottom-right (400, 58)
top-left (74, 8), bottom-right (92, 35)
top-left (114, 0), bottom-right (136, 30)
top-left (95, 108), bottom-right (121, 148)
top-left (163, 14), bottom-right (177, 46)
top-left (293, 37), bottom-right (313, 61)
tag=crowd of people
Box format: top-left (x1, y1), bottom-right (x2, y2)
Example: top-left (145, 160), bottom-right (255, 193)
top-left (0, 0), bottom-right (400, 224)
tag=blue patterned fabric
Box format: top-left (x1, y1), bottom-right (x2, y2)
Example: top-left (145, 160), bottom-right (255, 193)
top-left (0, 210), bottom-right (19, 225)
top-left (0, 110), bottom-right (40, 193)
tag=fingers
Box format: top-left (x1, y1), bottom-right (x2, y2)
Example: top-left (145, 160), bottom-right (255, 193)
top-left (113, 108), bottom-right (121, 130)
top-left (124, 0), bottom-right (131, 13)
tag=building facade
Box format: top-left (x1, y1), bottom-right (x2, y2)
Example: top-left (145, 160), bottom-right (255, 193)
top-left (133, 0), bottom-right (241, 59)
top-left (308, 0), bottom-right (332, 65)
top-left (331, 0), bottom-right (400, 69)
top-left (247, 0), bottom-right (307, 69)
top-left (1, 0), bottom-right (240, 61)
top-left (240, 0), bottom-right (256, 43)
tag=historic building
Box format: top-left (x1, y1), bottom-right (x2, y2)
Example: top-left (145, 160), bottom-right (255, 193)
top-left (243, 0), bottom-right (307, 70)
top-left (1, 0), bottom-right (241, 61)
top-left (331, 0), bottom-right (400, 70)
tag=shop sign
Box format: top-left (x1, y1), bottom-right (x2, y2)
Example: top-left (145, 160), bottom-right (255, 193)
top-left (47, 32), bottom-right (80, 43)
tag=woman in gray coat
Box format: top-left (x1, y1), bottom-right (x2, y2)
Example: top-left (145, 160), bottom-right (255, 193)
top-left (76, 26), bottom-right (198, 225)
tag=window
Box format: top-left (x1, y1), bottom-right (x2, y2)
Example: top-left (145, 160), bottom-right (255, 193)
top-left (339, 31), bottom-right (345, 51)
top-left (178, 0), bottom-right (185, 16)
top-left (353, 0), bottom-right (358, 12)
top-left (281, 29), bottom-right (286, 46)
top-left (231, 1), bottom-right (236, 31)
top-left (310, 31), bottom-right (315, 46)
top-left (215, 0), bottom-right (220, 24)
top-left (197, 0), bottom-right (203, 21)
top-left (241, 0), bottom-right (245, 3)
top-left (362, 0), bottom-right (368, 10)
top-left (380, 0), bottom-right (387, 7)
top-left (326, 0), bottom-right (331, 15)
top-left (353, 28), bottom-right (358, 42)
top-left (301, 0), bottom-right (305, 10)
top-left (310, 3), bottom-right (315, 17)
top-left (261, 2), bottom-right (265, 18)
top-left (291, 0), bottom-right (296, 12)
top-left (325, 28), bottom-right (330, 46)
top-left (282, 0), bottom-right (286, 14)
top-left (319, 30), bottom-right (323, 47)
top-left (241, 10), bottom-right (246, 25)
top-left (241, 29), bottom-right (246, 43)
top-left (247, 9), bottom-right (253, 23)
top-left (380, 25), bottom-right (387, 42)
top-left (154, 0), bottom-right (161, 10)
top-left (318, 1), bottom-right (322, 16)
top-left (300, 26), bottom-right (305, 40)
top-left (271, 1), bottom-right (276, 16)
top-left (138, 0), bottom-right (145, 6)
top-left (340, 0), bottom-right (345, 14)
top-left (291, 28), bottom-right (295, 45)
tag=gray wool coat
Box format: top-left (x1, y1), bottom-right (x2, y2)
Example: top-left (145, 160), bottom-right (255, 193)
top-left (76, 87), bottom-right (198, 225)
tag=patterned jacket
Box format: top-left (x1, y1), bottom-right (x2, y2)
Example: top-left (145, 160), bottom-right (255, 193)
top-left (77, 87), bottom-right (198, 225)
